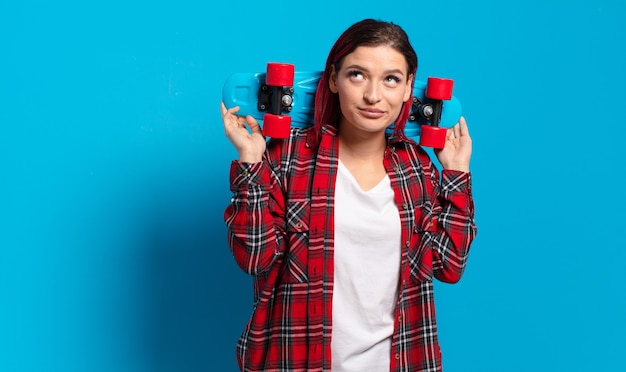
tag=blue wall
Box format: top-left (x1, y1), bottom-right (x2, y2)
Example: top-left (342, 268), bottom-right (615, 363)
top-left (1, 0), bottom-right (625, 371)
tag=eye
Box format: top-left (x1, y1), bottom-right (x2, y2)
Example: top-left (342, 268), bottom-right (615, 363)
top-left (346, 69), bottom-right (365, 81)
top-left (385, 75), bottom-right (402, 86)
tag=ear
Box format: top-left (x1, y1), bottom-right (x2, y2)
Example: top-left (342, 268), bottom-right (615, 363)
top-left (328, 65), bottom-right (338, 93)
top-left (403, 74), bottom-right (414, 102)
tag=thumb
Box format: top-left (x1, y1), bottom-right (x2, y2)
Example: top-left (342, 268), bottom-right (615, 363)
top-left (246, 115), bottom-right (263, 135)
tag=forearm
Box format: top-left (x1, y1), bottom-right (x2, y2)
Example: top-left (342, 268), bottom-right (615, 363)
top-left (432, 170), bottom-right (477, 283)
top-left (224, 161), bottom-right (285, 275)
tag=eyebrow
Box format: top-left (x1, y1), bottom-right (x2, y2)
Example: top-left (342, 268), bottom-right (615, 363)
top-left (343, 64), bottom-right (406, 77)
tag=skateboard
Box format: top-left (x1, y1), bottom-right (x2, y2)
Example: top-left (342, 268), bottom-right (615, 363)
top-left (222, 62), bottom-right (462, 148)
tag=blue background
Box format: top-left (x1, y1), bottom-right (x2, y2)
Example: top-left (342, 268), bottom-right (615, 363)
top-left (1, 0), bottom-right (625, 371)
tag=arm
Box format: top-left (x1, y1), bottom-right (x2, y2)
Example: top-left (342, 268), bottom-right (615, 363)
top-left (221, 102), bottom-right (287, 275)
top-left (430, 169), bottom-right (476, 283)
top-left (224, 160), bottom-right (287, 275)
top-left (431, 117), bottom-right (477, 282)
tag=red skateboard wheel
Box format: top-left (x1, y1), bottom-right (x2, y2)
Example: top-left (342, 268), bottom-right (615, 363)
top-left (266, 63), bottom-right (295, 87)
top-left (419, 125), bottom-right (447, 149)
top-left (425, 77), bottom-right (454, 101)
top-left (262, 113), bottom-right (292, 138)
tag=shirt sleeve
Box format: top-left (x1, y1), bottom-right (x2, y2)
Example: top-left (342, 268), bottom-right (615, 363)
top-left (224, 160), bottom-right (287, 276)
top-left (431, 169), bottom-right (477, 283)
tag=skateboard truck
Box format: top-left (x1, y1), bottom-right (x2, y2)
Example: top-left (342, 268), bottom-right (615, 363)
top-left (410, 77), bottom-right (454, 149)
top-left (258, 86), bottom-right (294, 113)
top-left (257, 63), bottom-right (295, 138)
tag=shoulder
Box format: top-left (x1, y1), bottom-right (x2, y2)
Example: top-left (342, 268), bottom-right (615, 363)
top-left (390, 139), bottom-right (440, 183)
top-left (263, 126), bottom-right (317, 169)
top-left (266, 126), bottom-right (315, 155)
top-left (391, 138), bottom-right (432, 164)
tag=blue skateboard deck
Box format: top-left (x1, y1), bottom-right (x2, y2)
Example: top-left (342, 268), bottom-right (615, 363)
top-left (222, 68), bottom-right (462, 141)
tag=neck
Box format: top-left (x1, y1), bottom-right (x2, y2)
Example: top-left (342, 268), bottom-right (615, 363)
top-left (338, 128), bottom-right (387, 162)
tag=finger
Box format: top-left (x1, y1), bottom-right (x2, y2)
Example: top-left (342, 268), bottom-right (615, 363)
top-left (221, 103), bottom-right (241, 118)
top-left (446, 127), bottom-right (456, 140)
top-left (229, 106), bottom-right (241, 115)
top-left (448, 124), bottom-right (459, 139)
top-left (221, 102), bottom-right (239, 117)
top-left (245, 115), bottom-right (263, 135)
top-left (458, 116), bottom-right (469, 137)
top-left (236, 116), bottom-right (246, 127)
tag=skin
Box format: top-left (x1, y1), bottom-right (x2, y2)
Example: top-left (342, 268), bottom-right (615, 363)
top-left (329, 45), bottom-right (412, 190)
top-left (220, 45), bottom-right (472, 186)
top-left (220, 102), bottom-right (266, 164)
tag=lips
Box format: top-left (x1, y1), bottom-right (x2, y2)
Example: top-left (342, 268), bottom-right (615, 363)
top-left (359, 107), bottom-right (386, 119)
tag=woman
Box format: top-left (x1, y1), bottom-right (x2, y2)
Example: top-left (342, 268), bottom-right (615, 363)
top-left (220, 18), bottom-right (477, 372)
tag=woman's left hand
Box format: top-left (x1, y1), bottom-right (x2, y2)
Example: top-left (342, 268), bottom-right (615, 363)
top-left (434, 116), bottom-right (472, 173)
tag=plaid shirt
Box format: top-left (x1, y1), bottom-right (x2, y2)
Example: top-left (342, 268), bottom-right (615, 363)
top-left (225, 124), bottom-right (477, 372)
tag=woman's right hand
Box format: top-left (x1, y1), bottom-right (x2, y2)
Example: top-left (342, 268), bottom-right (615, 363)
top-left (221, 102), bottom-right (266, 163)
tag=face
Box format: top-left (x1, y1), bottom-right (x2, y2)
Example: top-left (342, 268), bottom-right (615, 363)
top-left (329, 45), bottom-right (413, 136)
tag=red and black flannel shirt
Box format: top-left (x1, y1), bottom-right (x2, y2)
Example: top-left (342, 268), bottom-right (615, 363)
top-left (224, 124), bottom-right (477, 372)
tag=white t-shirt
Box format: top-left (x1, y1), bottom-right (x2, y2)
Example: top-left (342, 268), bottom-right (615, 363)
top-left (331, 160), bottom-right (402, 371)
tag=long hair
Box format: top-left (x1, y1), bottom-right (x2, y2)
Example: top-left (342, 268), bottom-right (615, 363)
top-left (311, 19), bottom-right (418, 145)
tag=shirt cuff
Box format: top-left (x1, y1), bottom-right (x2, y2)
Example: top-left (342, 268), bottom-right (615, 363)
top-left (229, 161), bottom-right (270, 190)
top-left (441, 170), bottom-right (472, 194)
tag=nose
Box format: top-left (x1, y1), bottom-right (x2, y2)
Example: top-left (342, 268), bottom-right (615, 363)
top-left (363, 82), bottom-right (381, 104)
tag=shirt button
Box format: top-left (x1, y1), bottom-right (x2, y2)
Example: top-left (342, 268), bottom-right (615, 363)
top-left (402, 202), bottom-right (408, 209)
top-left (395, 353), bottom-right (400, 360)
top-left (405, 241), bottom-right (410, 248)
top-left (242, 170), bottom-right (249, 177)
top-left (393, 166), bottom-right (399, 172)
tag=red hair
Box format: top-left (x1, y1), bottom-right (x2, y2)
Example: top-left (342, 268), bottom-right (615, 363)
top-left (311, 19), bottom-right (418, 146)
